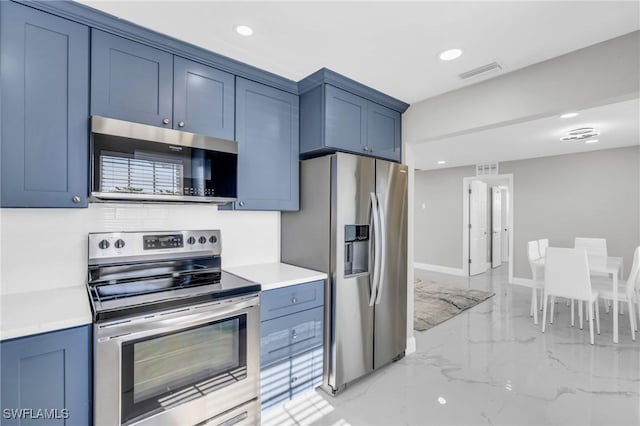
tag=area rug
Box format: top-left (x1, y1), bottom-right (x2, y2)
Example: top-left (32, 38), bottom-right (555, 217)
top-left (414, 279), bottom-right (494, 331)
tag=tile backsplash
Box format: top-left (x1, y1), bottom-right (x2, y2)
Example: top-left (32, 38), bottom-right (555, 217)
top-left (0, 204), bottom-right (279, 295)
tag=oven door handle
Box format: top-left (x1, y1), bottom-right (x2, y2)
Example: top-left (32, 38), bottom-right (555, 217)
top-left (98, 297), bottom-right (259, 343)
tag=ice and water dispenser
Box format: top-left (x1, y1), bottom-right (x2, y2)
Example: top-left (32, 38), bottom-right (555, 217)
top-left (344, 225), bottom-right (370, 276)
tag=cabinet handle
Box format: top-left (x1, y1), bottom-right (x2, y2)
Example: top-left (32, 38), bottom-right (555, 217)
top-left (162, 118), bottom-right (170, 125)
top-left (291, 329), bottom-right (297, 339)
top-left (291, 376), bottom-right (298, 383)
top-left (178, 121), bottom-right (185, 128)
top-left (363, 146), bottom-right (369, 152)
top-left (238, 201), bottom-right (245, 207)
top-left (72, 195), bottom-right (81, 204)
top-left (291, 296), bottom-right (298, 304)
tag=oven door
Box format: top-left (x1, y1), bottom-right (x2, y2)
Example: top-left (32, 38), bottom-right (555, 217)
top-left (94, 294), bottom-right (260, 426)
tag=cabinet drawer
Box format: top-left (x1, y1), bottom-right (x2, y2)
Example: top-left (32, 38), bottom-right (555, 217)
top-left (261, 280), bottom-right (324, 321)
top-left (261, 307), bottom-right (323, 366)
top-left (291, 347), bottom-right (323, 398)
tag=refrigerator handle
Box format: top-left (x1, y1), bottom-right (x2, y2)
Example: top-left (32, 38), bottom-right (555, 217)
top-left (369, 192), bottom-right (381, 307)
top-left (375, 193), bottom-right (386, 305)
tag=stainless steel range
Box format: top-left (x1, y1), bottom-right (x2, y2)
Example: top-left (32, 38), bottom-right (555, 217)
top-left (87, 230), bottom-right (260, 426)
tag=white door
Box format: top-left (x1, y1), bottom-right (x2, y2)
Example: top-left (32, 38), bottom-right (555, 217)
top-left (501, 188), bottom-right (509, 262)
top-left (469, 180), bottom-right (488, 275)
top-left (491, 187), bottom-right (502, 268)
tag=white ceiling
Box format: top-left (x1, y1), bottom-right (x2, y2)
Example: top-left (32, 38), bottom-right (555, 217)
top-left (78, 1), bottom-right (640, 103)
top-left (413, 98), bottom-right (640, 170)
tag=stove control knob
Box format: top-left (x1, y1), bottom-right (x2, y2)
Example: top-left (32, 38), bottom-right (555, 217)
top-left (198, 236), bottom-right (207, 244)
top-left (187, 236), bottom-right (196, 245)
top-left (114, 239), bottom-right (125, 249)
top-left (98, 239), bottom-right (110, 250)
top-left (209, 235), bottom-right (217, 244)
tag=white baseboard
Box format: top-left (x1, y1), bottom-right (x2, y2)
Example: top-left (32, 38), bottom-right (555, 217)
top-left (414, 262), bottom-right (466, 277)
top-left (405, 336), bottom-right (416, 355)
top-left (511, 277), bottom-right (535, 287)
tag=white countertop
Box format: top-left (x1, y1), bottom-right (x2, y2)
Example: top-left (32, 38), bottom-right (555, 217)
top-left (225, 262), bottom-right (327, 291)
top-left (0, 286), bottom-right (92, 341)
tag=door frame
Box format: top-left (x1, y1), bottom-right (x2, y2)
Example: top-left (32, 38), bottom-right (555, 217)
top-left (462, 174), bottom-right (514, 282)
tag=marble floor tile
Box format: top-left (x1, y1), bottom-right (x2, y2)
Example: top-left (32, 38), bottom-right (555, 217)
top-left (262, 265), bottom-right (640, 425)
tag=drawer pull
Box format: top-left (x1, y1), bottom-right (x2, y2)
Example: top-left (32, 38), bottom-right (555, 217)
top-left (291, 296), bottom-right (298, 304)
top-left (291, 329), bottom-right (297, 340)
top-left (291, 376), bottom-right (298, 383)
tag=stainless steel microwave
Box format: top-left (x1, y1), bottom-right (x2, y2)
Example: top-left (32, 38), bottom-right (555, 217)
top-left (90, 116), bottom-right (237, 204)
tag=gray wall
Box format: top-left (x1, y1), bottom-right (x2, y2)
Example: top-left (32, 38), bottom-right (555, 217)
top-left (414, 165), bottom-right (474, 268)
top-left (414, 146), bottom-right (640, 279)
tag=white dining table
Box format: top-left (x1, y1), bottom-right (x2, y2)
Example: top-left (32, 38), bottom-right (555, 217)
top-left (588, 255), bottom-right (624, 343)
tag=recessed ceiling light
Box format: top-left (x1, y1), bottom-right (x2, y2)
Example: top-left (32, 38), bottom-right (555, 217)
top-left (560, 112), bottom-right (579, 118)
top-left (439, 48), bottom-right (463, 61)
top-left (437, 160), bottom-right (447, 165)
top-left (585, 139), bottom-right (599, 144)
top-left (438, 397), bottom-right (447, 405)
top-left (234, 25), bottom-right (253, 36)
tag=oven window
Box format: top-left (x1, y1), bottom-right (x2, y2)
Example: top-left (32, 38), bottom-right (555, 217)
top-left (121, 315), bottom-right (247, 424)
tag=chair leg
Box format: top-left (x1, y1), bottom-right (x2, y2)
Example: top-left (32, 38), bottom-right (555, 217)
top-left (539, 289), bottom-right (544, 311)
top-left (571, 299), bottom-right (575, 327)
top-left (532, 288), bottom-right (538, 325)
top-left (542, 294), bottom-right (548, 332)
top-left (550, 296), bottom-right (555, 324)
top-left (579, 302), bottom-right (583, 330)
top-left (530, 288), bottom-right (534, 316)
top-left (595, 298), bottom-right (600, 335)
top-left (628, 300), bottom-right (635, 341)
top-left (589, 301), bottom-right (595, 345)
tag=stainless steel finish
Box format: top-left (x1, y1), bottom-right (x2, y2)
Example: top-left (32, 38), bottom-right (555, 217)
top-left (91, 116), bottom-right (238, 154)
top-left (373, 159), bottom-right (408, 369)
top-left (94, 294), bottom-right (260, 426)
top-left (162, 118), bottom-right (170, 125)
top-left (72, 195), bottom-right (81, 203)
top-left (88, 230), bottom-right (221, 265)
top-left (178, 121), bottom-right (185, 127)
top-left (195, 400), bottom-right (258, 426)
top-left (90, 191), bottom-right (236, 205)
top-left (281, 152), bottom-right (408, 395)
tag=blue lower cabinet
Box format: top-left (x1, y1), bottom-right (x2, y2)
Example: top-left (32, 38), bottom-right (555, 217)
top-left (260, 281), bottom-right (324, 410)
top-left (0, 325), bottom-right (92, 426)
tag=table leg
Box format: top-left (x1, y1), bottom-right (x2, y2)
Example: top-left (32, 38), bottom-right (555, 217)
top-left (613, 273), bottom-right (619, 344)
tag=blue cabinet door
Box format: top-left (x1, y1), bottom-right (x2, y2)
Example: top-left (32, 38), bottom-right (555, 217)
top-left (0, 1), bottom-right (89, 208)
top-left (173, 57), bottom-right (235, 139)
top-left (91, 29), bottom-right (173, 128)
top-left (234, 78), bottom-right (299, 211)
top-left (0, 326), bottom-right (92, 426)
top-left (367, 102), bottom-right (401, 162)
top-left (324, 84), bottom-right (368, 155)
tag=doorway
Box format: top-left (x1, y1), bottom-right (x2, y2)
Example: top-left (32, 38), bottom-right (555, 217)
top-left (462, 174), bottom-right (514, 282)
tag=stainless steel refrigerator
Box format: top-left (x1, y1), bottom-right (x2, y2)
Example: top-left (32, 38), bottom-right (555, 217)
top-left (281, 152), bottom-right (408, 395)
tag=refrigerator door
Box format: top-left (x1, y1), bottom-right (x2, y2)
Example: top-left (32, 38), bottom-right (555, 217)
top-left (374, 160), bottom-right (408, 369)
top-left (329, 153), bottom-right (376, 392)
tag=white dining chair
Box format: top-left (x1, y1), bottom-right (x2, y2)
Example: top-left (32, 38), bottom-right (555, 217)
top-left (542, 247), bottom-right (600, 344)
top-left (527, 240), bottom-right (545, 324)
top-left (591, 246), bottom-right (640, 341)
top-left (575, 237), bottom-right (607, 257)
top-left (538, 238), bottom-right (549, 257)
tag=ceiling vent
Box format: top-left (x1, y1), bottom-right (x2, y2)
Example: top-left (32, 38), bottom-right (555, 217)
top-left (459, 61), bottom-right (503, 80)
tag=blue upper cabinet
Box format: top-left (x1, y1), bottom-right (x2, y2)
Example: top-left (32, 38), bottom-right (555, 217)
top-left (173, 56), bottom-right (235, 139)
top-left (298, 69), bottom-right (409, 163)
top-left (1, 326), bottom-right (91, 426)
top-left (367, 102), bottom-right (401, 162)
top-left (325, 85), bottom-right (368, 154)
top-left (91, 29), bottom-right (174, 128)
top-left (0, 1), bottom-right (89, 208)
top-left (233, 78), bottom-right (299, 211)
